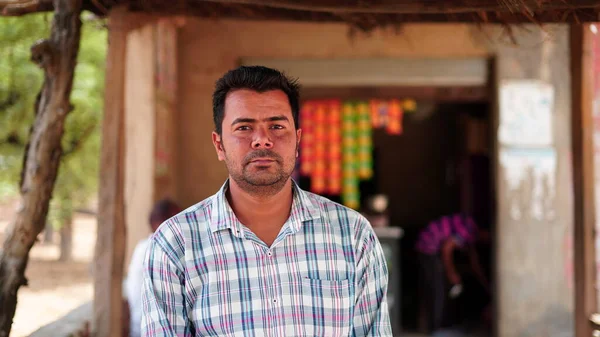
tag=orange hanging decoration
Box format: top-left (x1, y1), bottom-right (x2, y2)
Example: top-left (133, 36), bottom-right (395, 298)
top-left (311, 101), bottom-right (327, 194)
top-left (299, 101), bottom-right (315, 175)
top-left (356, 101), bottom-right (373, 179)
top-left (342, 102), bottom-right (360, 209)
top-left (326, 100), bottom-right (342, 195)
top-left (387, 99), bottom-right (403, 135)
top-left (370, 99), bottom-right (382, 128)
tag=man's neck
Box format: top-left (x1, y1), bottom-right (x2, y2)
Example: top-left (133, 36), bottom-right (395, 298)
top-left (226, 178), bottom-right (294, 245)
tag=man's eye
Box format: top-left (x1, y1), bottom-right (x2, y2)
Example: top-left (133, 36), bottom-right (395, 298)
top-left (237, 126), bottom-right (251, 131)
top-left (271, 125), bottom-right (284, 130)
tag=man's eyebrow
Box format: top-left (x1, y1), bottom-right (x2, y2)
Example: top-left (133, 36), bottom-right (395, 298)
top-left (231, 115), bottom-right (290, 125)
top-left (266, 115), bottom-right (290, 123)
top-left (231, 117), bottom-right (256, 125)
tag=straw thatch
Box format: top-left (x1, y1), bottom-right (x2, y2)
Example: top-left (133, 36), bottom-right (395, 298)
top-left (1, 0), bottom-right (599, 30)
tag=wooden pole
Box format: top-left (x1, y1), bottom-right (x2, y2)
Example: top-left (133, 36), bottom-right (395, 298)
top-left (154, 19), bottom-right (179, 202)
top-left (93, 6), bottom-right (127, 337)
top-left (570, 23), bottom-right (597, 337)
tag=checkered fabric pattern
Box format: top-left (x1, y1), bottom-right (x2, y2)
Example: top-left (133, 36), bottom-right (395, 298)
top-left (141, 180), bottom-right (392, 336)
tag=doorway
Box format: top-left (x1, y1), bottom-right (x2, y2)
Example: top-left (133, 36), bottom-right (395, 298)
top-left (296, 84), bottom-right (495, 336)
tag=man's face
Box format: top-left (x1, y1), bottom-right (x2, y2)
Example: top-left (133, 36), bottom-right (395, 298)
top-left (212, 89), bottom-right (301, 196)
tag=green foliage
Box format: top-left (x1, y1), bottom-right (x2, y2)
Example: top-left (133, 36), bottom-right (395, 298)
top-left (0, 14), bottom-right (49, 195)
top-left (0, 13), bottom-right (107, 228)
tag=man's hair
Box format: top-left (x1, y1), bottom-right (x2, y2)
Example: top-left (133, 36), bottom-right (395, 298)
top-left (212, 65), bottom-right (300, 135)
top-left (149, 199), bottom-right (180, 226)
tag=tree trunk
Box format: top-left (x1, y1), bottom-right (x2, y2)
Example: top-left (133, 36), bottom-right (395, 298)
top-left (0, 1), bottom-right (82, 336)
top-left (59, 215), bottom-right (73, 262)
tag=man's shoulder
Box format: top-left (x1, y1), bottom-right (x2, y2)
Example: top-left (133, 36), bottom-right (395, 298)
top-left (150, 194), bottom-right (217, 250)
top-left (301, 189), bottom-right (355, 213)
top-left (299, 188), bottom-right (370, 229)
top-left (176, 195), bottom-right (216, 223)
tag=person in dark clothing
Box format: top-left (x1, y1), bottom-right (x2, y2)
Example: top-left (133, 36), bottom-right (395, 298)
top-left (415, 213), bottom-right (490, 334)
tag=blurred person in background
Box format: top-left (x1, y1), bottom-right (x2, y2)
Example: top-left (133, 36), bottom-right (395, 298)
top-left (415, 213), bottom-right (491, 335)
top-left (124, 199), bottom-right (181, 337)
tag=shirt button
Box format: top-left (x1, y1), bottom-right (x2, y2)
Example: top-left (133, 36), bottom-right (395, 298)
top-left (273, 299), bottom-right (277, 303)
top-left (267, 250), bottom-right (272, 256)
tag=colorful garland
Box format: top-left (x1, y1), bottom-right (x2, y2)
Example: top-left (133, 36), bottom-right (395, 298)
top-left (299, 102), bottom-right (314, 176)
top-left (326, 100), bottom-right (342, 195)
top-left (311, 102), bottom-right (327, 194)
top-left (299, 98), bottom-right (416, 209)
top-left (356, 101), bottom-right (373, 179)
top-left (342, 102), bottom-right (360, 209)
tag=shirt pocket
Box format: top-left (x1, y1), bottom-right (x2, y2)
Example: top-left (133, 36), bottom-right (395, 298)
top-left (295, 278), bottom-right (353, 337)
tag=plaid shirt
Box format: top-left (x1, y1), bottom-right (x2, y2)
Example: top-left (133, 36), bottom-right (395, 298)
top-left (141, 180), bottom-right (392, 337)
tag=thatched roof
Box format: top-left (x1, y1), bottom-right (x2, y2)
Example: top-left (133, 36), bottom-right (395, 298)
top-left (1, 0), bottom-right (599, 30)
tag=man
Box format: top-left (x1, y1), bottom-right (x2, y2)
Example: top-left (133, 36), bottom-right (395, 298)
top-left (125, 199), bottom-right (181, 337)
top-left (415, 213), bottom-right (490, 334)
top-left (141, 66), bottom-right (392, 336)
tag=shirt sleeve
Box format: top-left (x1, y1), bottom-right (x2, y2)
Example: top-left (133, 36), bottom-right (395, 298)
top-left (141, 237), bottom-right (192, 337)
top-left (352, 221), bottom-right (393, 336)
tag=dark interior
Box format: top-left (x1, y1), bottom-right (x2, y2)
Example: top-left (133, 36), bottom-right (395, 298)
top-left (297, 90), bottom-right (495, 334)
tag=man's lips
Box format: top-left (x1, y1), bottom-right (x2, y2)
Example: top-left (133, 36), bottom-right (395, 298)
top-left (250, 158), bottom-right (276, 164)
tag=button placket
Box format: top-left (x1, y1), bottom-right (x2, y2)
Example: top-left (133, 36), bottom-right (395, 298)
top-left (264, 247), bottom-right (278, 335)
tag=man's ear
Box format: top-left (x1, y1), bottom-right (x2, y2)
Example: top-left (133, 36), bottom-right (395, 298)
top-left (295, 128), bottom-right (302, 158)
top-left (212, 131), bottom-right (225, 161)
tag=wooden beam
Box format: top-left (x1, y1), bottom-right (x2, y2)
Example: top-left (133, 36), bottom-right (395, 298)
top-left (123, 21), bottom-right (157, 280)
top-left (141, 3), bottom-right (600, 26)
top-left (242, 58), bottom-right (488, 87)
top-left (570, 23), bottom-right (597, 337)
top-left (195, 0), bottom-right (600, 14)
top-left (94, 6), bottom-right (127, 337)
top-left (301, 86), bottom-right (489, 103)
top-left (154, 19), bottom-right (179, 202)
top-left (2, 0), bottom-right (600, 24)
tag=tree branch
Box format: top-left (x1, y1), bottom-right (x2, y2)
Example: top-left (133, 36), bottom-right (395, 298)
top-left (0, 0), bottom-right (53, 16)
top-left (30, 39), bottom-right (57, 74)
top-left (0, 0), bottom-right (83, 335)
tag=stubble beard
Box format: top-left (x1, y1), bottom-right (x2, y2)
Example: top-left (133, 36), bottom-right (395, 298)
top-left (224, 147), bottom-right (297, 198)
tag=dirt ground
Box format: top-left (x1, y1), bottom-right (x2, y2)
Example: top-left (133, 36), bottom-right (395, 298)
top-left (0, 198), bottom-right (95, 337)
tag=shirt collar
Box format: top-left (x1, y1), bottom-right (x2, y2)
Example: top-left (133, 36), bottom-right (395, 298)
top-left (209, 179), bottom-right (320, 235)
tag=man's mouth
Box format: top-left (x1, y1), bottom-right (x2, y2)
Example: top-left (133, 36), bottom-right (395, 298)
top-left (250, 158), bottom-right (276, 165)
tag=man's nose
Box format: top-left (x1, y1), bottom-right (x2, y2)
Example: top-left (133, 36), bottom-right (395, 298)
top-left (251, 128), bottom-right (273, 149)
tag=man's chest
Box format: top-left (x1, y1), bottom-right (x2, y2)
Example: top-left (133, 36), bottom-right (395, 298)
top-left (184, 237), bottom-right (356, 336)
